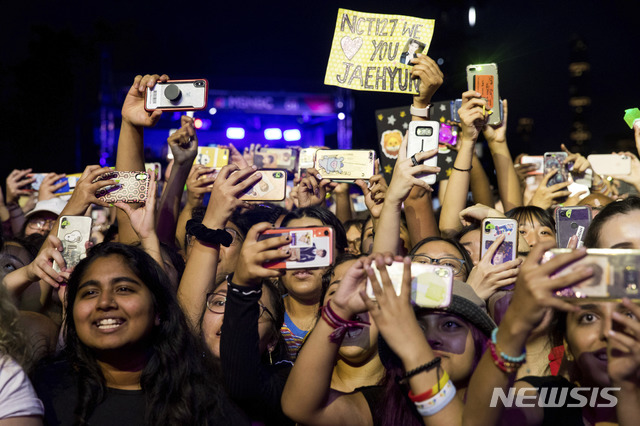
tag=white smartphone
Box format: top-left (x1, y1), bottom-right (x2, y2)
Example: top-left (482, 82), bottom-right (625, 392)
top-left (145, 79), bottom-right (208, 111)
top-left (406, 121), bottom-right (439, 185)
top-left (54, 216), bottom-right (92, 272)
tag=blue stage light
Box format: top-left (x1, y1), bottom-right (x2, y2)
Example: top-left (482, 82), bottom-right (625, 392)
top-left (283, 129), bottom-right (301, 141)
top-left (226, 127), bottom-right (245, 140)
top-left (264, 128), bottom-right (282, 140)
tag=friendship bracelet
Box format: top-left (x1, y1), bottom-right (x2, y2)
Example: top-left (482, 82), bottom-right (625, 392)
top-left (408, 370), bottom-right (449, 402)
top-left (453, 165), bottom-right (472, 172)
top-left (321, 300), bottom-right (370, 343)
top-left (400, 357), bottom-right (441, 386)
top-left (414, 380), bottom-right (457, 417)
top-left (491, 328), bottom-right (526, 363)
top-left (185, 219), bottom-right (233, 247)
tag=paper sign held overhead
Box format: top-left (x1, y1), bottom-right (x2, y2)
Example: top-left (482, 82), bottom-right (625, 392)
top-left (324, 9), bottom-right (435, 94)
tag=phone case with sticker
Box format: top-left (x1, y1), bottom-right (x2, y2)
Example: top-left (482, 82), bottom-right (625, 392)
top-left (54, 216), bottom-right (92, 272)
top-left (314, 150), bottom-right (375, 181)
top-left (255, 148), bottom-right (298, 172)
top-left (466, 63), bottom-right (501, 126)
top-left (555, 206), bottom-right (591, 249)
top-left (240, 170), bottom-right (287, 201)
top-left (481, 218), bottom-right (518, 265)
top-left (258, 227), bottom-right (334, 269)
top-left (366, 262), bottom-right (453, 308)
top-left (94, 171), bottom-right (150, 203)
top-left (544, 152), bottom-right (569, 187)
top-left (194, 147), bottom-right (229, 169)
top-left (298, 148), bottom-right (318, 177)
top-left (144, 79), bottom-right (208, 111)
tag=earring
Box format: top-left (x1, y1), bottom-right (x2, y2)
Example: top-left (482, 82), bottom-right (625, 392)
top-left (268, 350), bottom-right (273, 365)
top-left (565, 352), bottom-right (574, 362)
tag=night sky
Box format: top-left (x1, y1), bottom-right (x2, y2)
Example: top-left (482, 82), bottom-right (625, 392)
top-left (2, 0), bottom-right (638, 178)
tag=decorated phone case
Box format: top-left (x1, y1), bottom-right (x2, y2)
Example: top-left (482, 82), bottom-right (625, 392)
top-left (49, 173), bottom-right (83, 196)
top-left (544, 152), bottom-right (569, 187)
top-left (555, 206), bottom-right (592, 249)
top-left (258, 227), bottom-right (334, 269)
top-left (466, 63), bottom-right (501, 126)
top-left (297, 148), bottom-right (318, 177)
top-left (255, 148), bottom-right (298, 172)
top-left (194, 147), bottom-right (229, 169)
top-left (366, 262), bottom-right (453, 308)
top-left (54, 216), bottom-right (92, 272)
top-left (314, 150), bottom-right (375, 181)
top-left (239, 170), bottom-right (287, 201)
top-left (481, 218), bottom-right (518, 265)
top-left (94, 171), bottom-right (150, 203)
top-left (144, 79), bottom-right (208, 111)
top-left (544, 249), bottom-right (640, 301)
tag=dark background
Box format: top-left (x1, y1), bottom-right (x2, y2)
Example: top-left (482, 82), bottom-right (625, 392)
top-left (1, 0), bottom-right (638, 178)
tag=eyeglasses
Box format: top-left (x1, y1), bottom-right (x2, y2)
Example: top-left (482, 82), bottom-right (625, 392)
top-left (187, 227), bottom-right (242, 247)
top-left (27, 218), bottom-right (56, 230)
top-left (206, 292), bottom-right (275, 321)
top-left (410, 254), bottom-right (466, 276)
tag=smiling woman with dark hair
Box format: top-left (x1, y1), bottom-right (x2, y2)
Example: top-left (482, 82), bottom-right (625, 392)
top-left (32, 242), bottom-right (248, 425)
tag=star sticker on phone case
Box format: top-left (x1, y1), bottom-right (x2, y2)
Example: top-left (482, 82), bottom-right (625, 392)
top-left (384, 165), bottom-right (393, 174)
top-left (387, 115), bottom-right (396, 125)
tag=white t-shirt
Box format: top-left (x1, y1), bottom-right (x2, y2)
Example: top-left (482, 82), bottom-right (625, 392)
top-left (0, 356), bottom-right (44, 419)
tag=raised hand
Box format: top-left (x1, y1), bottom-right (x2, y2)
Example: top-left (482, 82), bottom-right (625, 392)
top-left (5, 169), bottom-right (35, 205)
top-left (386, 134), bottom-right (439, 204)
top-left (297, 167), bottom-right (337, 208)
top-left (410, 55), bottom-right (443, 108)
top-left (355, 174), bottom-right (387, 219)
top-left (233, 222), bottom-right (291, 286)
top-left (528, 169), bottom-right (571, 209)
top-left (38, 173), bottom-right (67, 201)
top-left (204, 164), bottom-right (262, 227)
top-left (63, 166), bottom-right (116, 215)
top-left (466, 234), bottom-right (522, 300)
top-left (114, 169), bottom-right (158, 241)
top-left (458, 91), bottom-right (489, 143)
top-left (121, 74), bottom-right (169, 128)
top-left (186, 164), bottom-right (216, 207)
top-left (482, 99), bottom-right (508, 144)
top-left (168, 115), bottom-right (198, 166)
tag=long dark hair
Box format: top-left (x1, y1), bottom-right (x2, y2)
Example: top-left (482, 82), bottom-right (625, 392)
top-left (584, 197), bottom-right (640, 248)
top-left (64, 243), bottom-right (230, 425)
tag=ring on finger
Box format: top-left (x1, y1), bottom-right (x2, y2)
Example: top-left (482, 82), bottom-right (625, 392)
top-left (410, 154), bottom-right (419, 167)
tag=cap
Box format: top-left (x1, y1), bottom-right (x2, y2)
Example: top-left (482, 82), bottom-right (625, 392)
top-left (24, 198), bottom-right (67, 220)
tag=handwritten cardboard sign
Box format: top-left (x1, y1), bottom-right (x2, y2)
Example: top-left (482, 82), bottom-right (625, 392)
top-left (324, 9), bottom-right (435, 94)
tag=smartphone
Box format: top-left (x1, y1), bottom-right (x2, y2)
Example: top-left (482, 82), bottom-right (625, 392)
top-left (544, 152), bottom-right (569, 187)
top-left (240, 170), bottom-right (287, 201)
top-left (94, 171), bottom-right (150, 203)
top-left (144, 79), bottom-right (208, 111)
top-left (365, 262), bottom-right (453, 308)
top-left (555, 206), bottom-right (592, 249)
top-left (481, 218), bottom-right (518, 265)
top-left (520, 155), bottom-right (544, 175)
top-left (54, 173), bottom-right (84, 196)
top-left (54, 216), bottom-right (92, 272)
top-left (297, 148), bottom-right (318, 177)
top-left (587, 154), bottom-right (631, 176)
top-left (544, 248), bottom-right (640, 300)
top-left (194, 146), bottom-right (229, 169)
top-left (406, 121), bottom-right (440, 185)
top-left (255, 148), bottom-right (298, 172)
top-left (314, 150), bottom-right (375, 181)
top-left (466, 63), bottom-right (501, 126)
top-left (258, 226), bottom-right (334, 269)
top-left (144, 162), bottom-right (161, 179)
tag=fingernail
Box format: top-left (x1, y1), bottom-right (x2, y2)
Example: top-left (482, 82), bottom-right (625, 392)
top-left (57, 276), bottom-right (63, 282)
top-left (252, 165), bottom-right (258, 170)
top-left (109, 204), bottom-right (114, 207)
top-left (255, 172), bottom-right (262, 178)
top-left (316, 174), bottom-right (323, 180)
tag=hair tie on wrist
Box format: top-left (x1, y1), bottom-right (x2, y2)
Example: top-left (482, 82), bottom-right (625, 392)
top-left (186, 219), bottom-right (233, 247)
top-left (453, 165), bottom-right (472, 172)
top-left (321, 300), bottom-right (370, 343)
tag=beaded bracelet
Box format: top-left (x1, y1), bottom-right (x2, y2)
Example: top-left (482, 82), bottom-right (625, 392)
top-left (320, 300), bottom-right (370, 343)
top-left (414, 380), bottom-right (457, 417)
top-left (491, 328), bottom-right (526, 362)
top-left (408, 371), bottom-right (449, 402)
top-left (399, 357), bottom-right (441, 385)
top-left (489, 328), bottom-right (526, 374)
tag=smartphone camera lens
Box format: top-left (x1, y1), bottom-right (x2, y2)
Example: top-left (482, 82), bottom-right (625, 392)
top-left (324, 230), bottom-right (329, 236)
top-left (194, 80), bottom-right (205, 87)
